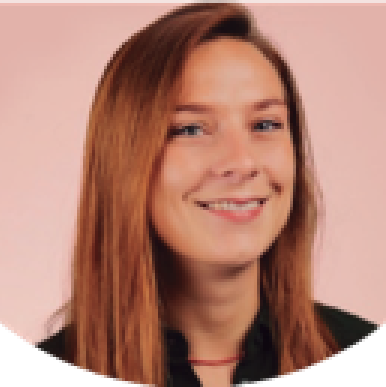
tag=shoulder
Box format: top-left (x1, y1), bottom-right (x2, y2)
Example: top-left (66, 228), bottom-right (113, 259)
top-left (35, 326), bottom-right (69, 360)
top-left (314, 301), bottom-right (378, 349)
top-left (36, 305), bottom-right (379, 358)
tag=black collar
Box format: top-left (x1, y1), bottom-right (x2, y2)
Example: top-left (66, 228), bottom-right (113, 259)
top-left (162, 291), bottom-right (274, 366)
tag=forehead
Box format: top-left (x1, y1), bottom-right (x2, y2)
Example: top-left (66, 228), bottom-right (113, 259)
top-left (175, 37), bottom-right (285, 106)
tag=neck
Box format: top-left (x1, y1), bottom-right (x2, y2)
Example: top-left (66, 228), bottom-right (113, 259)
top-left (163, 258), bottom-right (260, 361)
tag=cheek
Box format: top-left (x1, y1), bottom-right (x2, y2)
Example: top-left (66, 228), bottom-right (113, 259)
top-left (154, 148), bottom-right (188, 195)
top-left (150, 147), bottom-right (206, 220)
top-left (159, 146), bottom-right (207, 193)
top-left (160, 165), bottom-right (185, 192)
top-left (262, 137), bottom-right (296, 190)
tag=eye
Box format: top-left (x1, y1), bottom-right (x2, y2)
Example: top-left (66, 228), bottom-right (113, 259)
top-left (170, 123), bottom-right (205, 137)
top-left (254, 120), bottom-right (283, 129)
top-left (169, 120), bottom-right (283, 137)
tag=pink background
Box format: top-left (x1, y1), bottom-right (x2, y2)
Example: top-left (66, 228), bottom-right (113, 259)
top-left (0, 4), bottom-right (385, 344)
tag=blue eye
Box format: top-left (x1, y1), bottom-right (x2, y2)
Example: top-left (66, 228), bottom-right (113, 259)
top-left (171, 124), bottom-right (202, 136)
top-left (254, 120), bottom-right (283, 133)
top-left (170, 120), bottom-right (283, 136)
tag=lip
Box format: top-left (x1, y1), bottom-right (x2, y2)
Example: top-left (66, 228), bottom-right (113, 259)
top-left (195, 198), bottom-right (268, 223)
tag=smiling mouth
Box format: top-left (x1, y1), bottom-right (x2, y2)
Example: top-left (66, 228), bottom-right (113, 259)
top-left (195, 198), bottom-right (268, 209)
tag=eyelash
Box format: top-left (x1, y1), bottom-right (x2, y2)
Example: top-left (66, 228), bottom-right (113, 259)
top-left (168, 120), bottom-right (283, 138)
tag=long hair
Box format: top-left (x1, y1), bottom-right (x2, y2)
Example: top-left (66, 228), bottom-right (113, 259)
top-left (45, 3), bottom-right (340, 386)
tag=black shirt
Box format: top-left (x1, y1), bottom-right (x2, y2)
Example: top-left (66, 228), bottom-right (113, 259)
top-left (36, 299), bottom-right (377, 386)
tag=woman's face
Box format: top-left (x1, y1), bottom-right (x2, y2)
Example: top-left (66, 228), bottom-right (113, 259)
top-left (150, 37), bottom-right (295, 268)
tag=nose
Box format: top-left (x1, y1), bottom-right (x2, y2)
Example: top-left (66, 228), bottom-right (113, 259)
top-left (210, 131), bottom-right (259, 184)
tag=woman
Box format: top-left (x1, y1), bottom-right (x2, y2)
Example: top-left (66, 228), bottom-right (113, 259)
top-left (36, 3), bottom-right (377, 387)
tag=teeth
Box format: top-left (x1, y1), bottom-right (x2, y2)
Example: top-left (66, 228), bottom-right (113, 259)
top-left (206, 199), bottom-right (263, 211)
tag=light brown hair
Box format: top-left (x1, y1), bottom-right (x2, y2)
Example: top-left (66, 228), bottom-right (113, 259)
top-left (46, 3), bottom-right (340, 386)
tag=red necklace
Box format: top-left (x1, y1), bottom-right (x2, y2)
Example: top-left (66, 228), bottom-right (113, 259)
top-left (188, 351), bottom-right (243, 366)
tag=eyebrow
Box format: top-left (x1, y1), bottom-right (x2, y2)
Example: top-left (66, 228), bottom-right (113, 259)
top-left (174, 98), bottom-right (287, 113)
